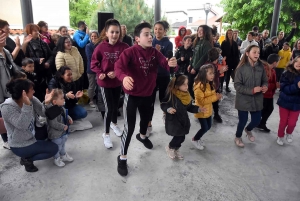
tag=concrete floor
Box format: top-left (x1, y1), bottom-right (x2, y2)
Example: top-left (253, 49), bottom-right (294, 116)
top-left (1, 84), bottom-right (300, 201)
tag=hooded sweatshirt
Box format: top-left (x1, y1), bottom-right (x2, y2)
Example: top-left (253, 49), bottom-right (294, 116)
top-left (278, 49), bottom-right (292, 68)
top-left (175, 26), bottom-right (186, 48)
top-left (152, 37), bottom-right (173, 77)
top-left (91, 40), bottom-right (129, 88)
top-left (0, 97), bottom-right (46, 148)
top-left (115, 44), bottom-right (171, 97)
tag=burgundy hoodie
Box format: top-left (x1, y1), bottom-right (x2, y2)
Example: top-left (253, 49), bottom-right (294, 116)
top-left (115, 44), bottom-right (170, 97)
top-left (91, 40), bottom-right (129, 88)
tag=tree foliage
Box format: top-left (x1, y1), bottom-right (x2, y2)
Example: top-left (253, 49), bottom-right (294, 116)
top-left (89, 0), bottom-right (156, 35)
top-left (220, 0), bottom-right (300, 40)
top-left (69, 0), bottom-right (99, 28)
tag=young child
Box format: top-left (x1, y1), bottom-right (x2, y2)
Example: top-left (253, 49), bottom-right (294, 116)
top-left (192, 64), bottom-right (222, 150)
top-left (216, 48), bottom-right (226, 92)
top-left (114, 22), bottom-right (177, 176)
top-left (257, 54), bottom-right (280, 132)
top-left (91, 19), bottom-right (129, 149)
top-left (175, 35), bottom-right (193, 75)
top-left (21, 58), bottom-right (40, 99)
top-left (206, 48), bottom-right (228, 123)
top-left (161, 74), bottom-right (204, 159)
top-left (46, 89), bottom-right (73, 167)
top-left (276, 56), bottom-right (300, 145)
top-left (277, 42), bottom-right (292, 82)
top-left (234, 45), bottom-right (268, 148)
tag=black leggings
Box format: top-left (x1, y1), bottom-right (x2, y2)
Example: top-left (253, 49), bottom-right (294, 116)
top-left (225, 67), bottom-right (236, 88)
top-left (169, 136), bottom-right (185, 150)
top-left (120, 94), bottom-right (152, 155)
top-left (260, 98), bottom-right (274, 125)
top-left (149, 76), bottom-right (170, 121)
top-left (100, 86), bottom-right (122, 133)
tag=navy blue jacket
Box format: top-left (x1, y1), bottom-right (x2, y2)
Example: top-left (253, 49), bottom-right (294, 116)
top-left (152, 37), bottom-right (173, 77)
top-left (277, 70), bottom-right (300, 111)
top-left (85, 42), bottom-right (98, 74)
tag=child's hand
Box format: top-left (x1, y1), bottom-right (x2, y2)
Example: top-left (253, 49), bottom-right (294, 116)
top-left (107, 71), bottom-right (116, 79)
top-left (168, 57), bottom-right (177, 67)
top-left (69, 119), bottom-right (73, 125)
top-left (220, 65), bottom-right (228, 73)
top-left (64, 125), bottom-right (68, 131)
top-left (187, 65), bottom-right (191, 72)
top-left (276, 82), bottom-right (280, 89)
top-left (99, 73), bottom-right (106, 80)
top-left (261, 85), bottom-right (268, 93)
top-left (190, 68), bottom-right (196, 74)
top-left (223, 56), bottom-right (226, 60)
top-left (123, 76), bottom-right (134, 90)
top-left (216, 93), bottom-right (222, 100)
top-left (66, 91), bottom-right (75, 99)
top-left (167, 108), bottom-right (176, 114)
top-left (253, 86), bottom-right (262, 93)
top-left (155, 44), bottom-right (161, 51)
top-left (199, 107), bottom-right (207, 113)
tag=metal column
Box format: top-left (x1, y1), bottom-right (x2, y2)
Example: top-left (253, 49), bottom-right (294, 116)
top-left (154, 0), bottom-right (161, 22)
top-left (20, 0), bottom-right (34, 29)
top-left (270, 0), bottom-right (282, 37)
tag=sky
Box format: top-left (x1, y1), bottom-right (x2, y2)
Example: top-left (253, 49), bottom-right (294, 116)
top-left (145, 0), bottom-right (224, 14)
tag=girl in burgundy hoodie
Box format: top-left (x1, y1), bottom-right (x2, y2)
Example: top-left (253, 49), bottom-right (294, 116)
top-left (114, 22), bottom-right (177, 176)
top-left (91, 19), bottom-right (129, 149)
top-left (257, 54), bottom-right (280, 132)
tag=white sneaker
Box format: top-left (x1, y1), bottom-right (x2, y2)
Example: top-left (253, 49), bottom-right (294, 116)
top-left (277, 137), bottom-right (284, 146)
top-left (61, 153), bottom-right (74, 162)
top-left (286, 134), bottom-right (293, 143)
top-left (89, 101), bottom-right (96, 108)
top-left (199, 139), bottom-right (205, 147)
top-left (54, 157), bottom-right (65, 167)
top-left (191, 139), bottom-right (204, 150)
top-left (110, 123), bottom-right (122, 137)
top-left (102, 133), bottom-right (113, 148)
top-left (162, 114), bottom-right (166, 124)
top-left (3, 142), bottom-right (10, 150)
top-left (146, 126), bottom-right (152, 137)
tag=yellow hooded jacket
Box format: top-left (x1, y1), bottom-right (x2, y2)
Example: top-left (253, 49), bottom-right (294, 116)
top-left (278, 49), bottom-right (292, 68)
top-left (194, 82), bottom-right (218, 118)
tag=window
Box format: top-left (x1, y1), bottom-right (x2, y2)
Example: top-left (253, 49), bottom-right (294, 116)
top-left (189, 17), bottom-right (193, 23)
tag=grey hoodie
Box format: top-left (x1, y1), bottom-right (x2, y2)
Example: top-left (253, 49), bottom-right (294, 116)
top-left (234, 61), bottom-right (268, 112)
top-left (46, 104), bottom-right (72, 140)
top-left (0, 97), bottom-right (46, 148)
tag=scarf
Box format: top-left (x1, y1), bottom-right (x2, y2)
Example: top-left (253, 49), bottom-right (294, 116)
top-left (172, 89), bottom-right (191, 105)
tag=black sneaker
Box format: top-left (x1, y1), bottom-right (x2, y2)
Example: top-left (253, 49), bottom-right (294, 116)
top-left (213, 115), bottom-right (223, 123)
top-left (256, 124), bottom-right (271, 132)
top-left (226, 87), bottom-right (231, 92)
top-left (20, 158), bottom-right (38, 172)
top-left (117, 155), bottom-right (128, 176)
top-left (136, 134), bottom-right (153, 149)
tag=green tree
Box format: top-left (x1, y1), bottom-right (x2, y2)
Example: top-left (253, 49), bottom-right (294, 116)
top-left (69, 0), bottom-right (100, 28)
top-left (89, 0), bottom-right (156, 35)
top-left (219, 0), bottom-right (300, 40)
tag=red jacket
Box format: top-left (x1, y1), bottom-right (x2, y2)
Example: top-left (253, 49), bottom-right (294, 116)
top-left (175, 26), bottom-right (186, 48)
top-left (115, 45), bottom-right (170, 97)
top-left (264, 66), bottom-right (277, 98)
top-left (91, 40), bottom-right (129, 88)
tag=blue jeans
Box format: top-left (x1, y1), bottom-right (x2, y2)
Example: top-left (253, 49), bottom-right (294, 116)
top-left (236, 110), bottom-right (261, 138)
top-left (51, 135), bottom-right (68, 159)
top-left (194, 117), bottom-right (212, 141)
top-left (68, 105), bottom-right (87, 120)
top-left (10, 141), bottom-right (58, 161)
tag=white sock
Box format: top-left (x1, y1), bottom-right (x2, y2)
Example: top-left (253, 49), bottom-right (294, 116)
top-left (120, 156), bottom-right (127, 160)
top-left (140, 134), bottom-right (146, 139)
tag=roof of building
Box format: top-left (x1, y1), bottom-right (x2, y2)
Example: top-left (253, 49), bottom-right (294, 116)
top-left (189, 15), bottom-right (220, 27)
top-left (171, 20), bottom-right (187, 28)
top-left (165, 10), bottom-right (188, 15)
top-left (9, 29), bottom-right (75, 36)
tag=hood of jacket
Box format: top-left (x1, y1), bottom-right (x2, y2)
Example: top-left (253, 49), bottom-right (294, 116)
top-left (178, 26), bottom-right (187, 37)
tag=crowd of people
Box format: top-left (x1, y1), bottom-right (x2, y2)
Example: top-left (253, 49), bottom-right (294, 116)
top-left (0, 17), bottom-right (299, 177)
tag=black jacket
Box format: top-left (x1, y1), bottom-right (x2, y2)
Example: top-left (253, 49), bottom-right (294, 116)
top-left (221, 40), bottom-right (240, 69)
top-left (48, 77), bottom-right (78, 109)
top-left (122, 35), bottom-right (133, 47)
top-left (175, 46), bottom-right (193, 75)
top-left (263, 43), bottom-right (279, 60)
top-left (161, 94), bottom-right (199, 136)
top-left (278, 28), bottom-right (296, 50)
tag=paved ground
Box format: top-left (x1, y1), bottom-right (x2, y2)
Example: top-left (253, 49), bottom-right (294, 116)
top-left (1, 84), bottom-right (300, 201)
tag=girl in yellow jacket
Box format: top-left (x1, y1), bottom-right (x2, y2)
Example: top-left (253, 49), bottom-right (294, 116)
top-left (192, 64), bottom-right (222, 150)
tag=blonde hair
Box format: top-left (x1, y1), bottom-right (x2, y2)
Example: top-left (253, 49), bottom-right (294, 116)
top-left (51, 88), bottom-right (64, 103)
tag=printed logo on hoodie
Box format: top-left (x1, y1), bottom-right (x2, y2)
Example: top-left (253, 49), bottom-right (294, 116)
top-left (139, 56), bottom-right (155, 76)
top-left (104, 51), bottom-right (120, 64)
